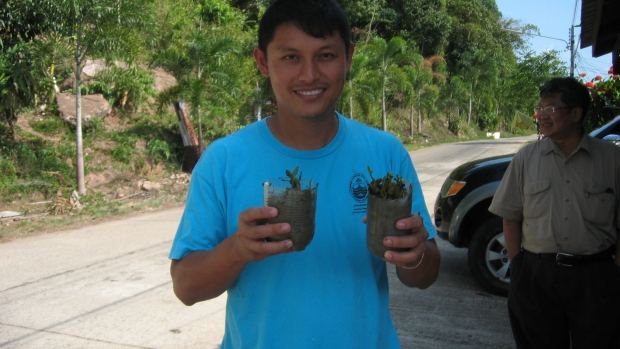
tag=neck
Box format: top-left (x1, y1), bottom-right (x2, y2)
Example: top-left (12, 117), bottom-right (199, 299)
top-left (267, 112), bottom-right (339, 150)
top-left (552, 129), bottom-right (584, 157)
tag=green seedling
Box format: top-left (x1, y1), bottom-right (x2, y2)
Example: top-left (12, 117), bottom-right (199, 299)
top-left (367, 166), bottom-right (408, 199)
top-left (284, 166), bottom-right (302, 189)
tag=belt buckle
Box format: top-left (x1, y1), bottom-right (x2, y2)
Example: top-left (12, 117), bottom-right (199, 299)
top-left (556, 252), bottom-right (574, 267)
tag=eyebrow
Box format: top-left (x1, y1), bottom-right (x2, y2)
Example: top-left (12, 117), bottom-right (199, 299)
top-left (273, 43), bottom-right (342, 53)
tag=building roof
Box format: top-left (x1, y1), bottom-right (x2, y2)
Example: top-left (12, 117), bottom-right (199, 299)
top-left (580, 0), bottom-right (620, 71)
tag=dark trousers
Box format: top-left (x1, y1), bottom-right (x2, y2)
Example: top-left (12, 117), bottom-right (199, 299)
top-left (508, 250), bottom-right (620, 349)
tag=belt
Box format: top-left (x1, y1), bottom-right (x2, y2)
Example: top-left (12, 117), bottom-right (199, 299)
top-left (523, 249), bottom-right (613, 267)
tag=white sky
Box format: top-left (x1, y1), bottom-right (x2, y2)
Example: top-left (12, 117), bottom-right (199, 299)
top-left (495, 0), bottom-right (613, 80)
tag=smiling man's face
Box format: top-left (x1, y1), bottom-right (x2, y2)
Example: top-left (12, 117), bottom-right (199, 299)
top-left (254, 22), bottom-right (353, 123)
top-left (537, 94), bottom-right (582, 141)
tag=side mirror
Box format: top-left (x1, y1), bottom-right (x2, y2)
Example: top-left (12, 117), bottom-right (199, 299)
top-left (602, 134), bottom-right (620, 146)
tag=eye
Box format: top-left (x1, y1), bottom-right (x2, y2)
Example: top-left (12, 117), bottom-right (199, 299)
top-left (283, 55), bottom-right (298, 60)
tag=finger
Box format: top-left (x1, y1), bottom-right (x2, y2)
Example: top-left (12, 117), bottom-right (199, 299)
top-left (238, 207), bottom-right (279, 225)
top-left (384, 242), bottom-right (426, 266)
top-left (395, 214), bottom-right (423, 230)
top-left (383, 229), bottom-right (428, 249)
top-left (238, 219), bottom-right (291, 242)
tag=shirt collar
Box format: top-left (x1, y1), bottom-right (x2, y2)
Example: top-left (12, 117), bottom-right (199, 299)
top-left (540, 132), bottom-right (591, 157)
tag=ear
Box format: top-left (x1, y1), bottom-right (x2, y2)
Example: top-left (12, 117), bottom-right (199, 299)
top-left (571, 107), bottom-right (583, 123)
top-left (254, 48), bottom-right (270, 78)
top-left (345, 44), bottom-right (355, 73)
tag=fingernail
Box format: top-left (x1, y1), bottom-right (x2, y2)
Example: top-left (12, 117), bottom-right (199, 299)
top-left (397, 222), bottom-right (406, 228)
top-left (384, 238), bottom-right (393, 246)
top-left (385, 252), bottom-right (393, 260)
top-left (285, 240), bottom-right (293, 248)
top-left (281, 223), bottom-right (290, 232)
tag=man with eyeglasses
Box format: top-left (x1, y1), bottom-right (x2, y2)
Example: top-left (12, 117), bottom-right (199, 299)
top-left (489, 77), bottom-right (620, 349)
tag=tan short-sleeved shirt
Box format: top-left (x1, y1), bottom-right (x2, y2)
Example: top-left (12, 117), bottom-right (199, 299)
top-left (489, 134), bottom-right (620, 255)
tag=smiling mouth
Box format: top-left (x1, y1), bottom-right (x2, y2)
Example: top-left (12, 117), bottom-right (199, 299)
top-left (296, 89), bottom-right (325, 96)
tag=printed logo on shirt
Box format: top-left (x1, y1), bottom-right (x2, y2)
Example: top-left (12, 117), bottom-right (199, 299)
top-left (349, 173), bottom-right (368, 214)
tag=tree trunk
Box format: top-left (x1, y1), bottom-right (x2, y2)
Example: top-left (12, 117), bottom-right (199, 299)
top-left (365, 0), bottom-right (380, 44)
top-left (418, 108), bottom-right (422, 133)
top-left (417, 90), bottom-right (422, 133)
top-left (410, 107), bottom-right (414, 137)
top-left (382, 85), bottom-right (387, 131)
top-left (197, 106), bottom-right (204, 152)
top-left (75, 26), bottom-right (85, 195)
top-left (468, 94), bottom-right (472, 125)
top-left (4, 110), bottom-right (16, 140)
top-left (349, 80), bottom-right (354, 120)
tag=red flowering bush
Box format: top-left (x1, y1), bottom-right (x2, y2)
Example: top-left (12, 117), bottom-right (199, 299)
top-left (579, 72), bottom-right (587, 77)
top-left (578, 66), bottom-right (620, 131)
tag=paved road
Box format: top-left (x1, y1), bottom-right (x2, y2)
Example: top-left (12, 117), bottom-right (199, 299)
top-left (0, 134), bottom-right (536, 349)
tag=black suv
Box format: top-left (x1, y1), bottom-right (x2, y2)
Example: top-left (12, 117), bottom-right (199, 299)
top-left (433, 114), bottom-right (620, 297)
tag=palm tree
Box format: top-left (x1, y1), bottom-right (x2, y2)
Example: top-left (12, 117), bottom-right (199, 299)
top-left (48, 0), bottom-right (153, 194)
top-left (403, 53), bottom-right (429, 136)
top-left (441, 75), bottom-right (468, 135)
top-left (457, 50), bottom-right (498, 125)
top-left (0, 43), bottom-right (36, 138)
top-left (340, 51), bottom-right (377, 122)
top-left (363, 37), bottom-right (410, 131)
top-left (153, 26), bottom-right (244, 150)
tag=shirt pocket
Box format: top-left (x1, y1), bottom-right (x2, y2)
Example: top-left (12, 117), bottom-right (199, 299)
top-left (523, 179), bottom-right (551, 219)
top-left (582, 183), bottom-right (615, 226)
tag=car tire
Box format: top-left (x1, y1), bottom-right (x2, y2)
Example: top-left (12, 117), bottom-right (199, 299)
top-left (468, 216), bottom-right (510, 297)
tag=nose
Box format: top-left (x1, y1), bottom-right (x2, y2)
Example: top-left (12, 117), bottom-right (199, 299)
top-left (299, 59), bottom-right (320, 82)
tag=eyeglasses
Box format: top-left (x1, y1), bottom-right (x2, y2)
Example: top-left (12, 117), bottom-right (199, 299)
top-left (533, 106), bottom-right (575, 115)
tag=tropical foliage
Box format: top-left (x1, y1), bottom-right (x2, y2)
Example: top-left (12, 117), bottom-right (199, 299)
top-left (3, 0), bottom-right (614, 193)
top-left (578, 67), bottom-right (620, 131)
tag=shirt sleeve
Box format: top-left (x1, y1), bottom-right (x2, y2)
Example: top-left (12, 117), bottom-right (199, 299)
top-left (400, 148), bottom-right (437, 240)
top-left (489, 151), bottom-right (524, 222)
top-left (169, 144), bottom-right (229, 260)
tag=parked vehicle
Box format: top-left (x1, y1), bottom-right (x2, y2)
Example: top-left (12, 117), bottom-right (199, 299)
top-left (433, 114), bottom-right (620, 297)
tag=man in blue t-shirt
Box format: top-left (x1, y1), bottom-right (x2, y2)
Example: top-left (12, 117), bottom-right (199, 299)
top-left (169, 1), bottom-right (441, 348)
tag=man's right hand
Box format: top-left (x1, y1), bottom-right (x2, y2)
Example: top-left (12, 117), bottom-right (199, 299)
top-left (170, 207), bottom-right (293, 305)
top-left (232, 207), bottom-right (294, 263)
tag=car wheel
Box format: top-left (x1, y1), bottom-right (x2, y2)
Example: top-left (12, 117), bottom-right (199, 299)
top-left (468, 216), bottom-right (510, 297)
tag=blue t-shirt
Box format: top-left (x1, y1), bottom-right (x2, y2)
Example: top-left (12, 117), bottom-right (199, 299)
top-left (170, 113), bottom-right (437, 349)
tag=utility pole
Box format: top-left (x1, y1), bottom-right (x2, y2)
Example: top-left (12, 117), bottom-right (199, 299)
top-left (502, 27), bottom-right (577, 77)
top-left (569, 24), bottom-right (581, 78)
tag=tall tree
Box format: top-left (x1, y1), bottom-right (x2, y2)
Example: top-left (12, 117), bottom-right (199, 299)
top-left (363, 36), bottom-right (409, 131)
top-left (47, 0), bottom-right (153, 194)
top-left (340, 51), bottom-right (378, 122)
top-left (402, 53), bottom-right (431, 136)
top-left (457, 50), bottom-right (498, 125)
top-left (0, 43), bottom-right (36, 137)
top-left (441, 75), bottom-right (468, 134)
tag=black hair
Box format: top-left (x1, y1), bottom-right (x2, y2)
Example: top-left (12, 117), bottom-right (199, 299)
top-left (539, 77), bottom-right (591, 123)
top-left (257, 0), bottom-right (351, 55)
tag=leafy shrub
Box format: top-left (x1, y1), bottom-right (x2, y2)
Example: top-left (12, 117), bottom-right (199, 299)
top-left (0, 155), bottom-right (17, 184)
top-left (94, 65), bottom-right (155, 111)
top-left (147, 139), bottom-right (171, 161)
top-left (578, 68), bottom-right (620, 132)
top-left (111, 143), bottom-right (134, 164)
top-left (29, 116), bottom-right (65, 135)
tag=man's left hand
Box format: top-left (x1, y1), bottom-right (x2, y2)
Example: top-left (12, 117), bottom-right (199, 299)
top-left (383, 214), bottom-right (428, 268)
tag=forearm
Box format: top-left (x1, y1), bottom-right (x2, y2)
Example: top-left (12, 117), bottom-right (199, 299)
top-left (503, 218), bottom-right (522, 261)
top-left (396, 239), bottom-right (440, 289)
top-left (170, 236), bottom-right (248, 306)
